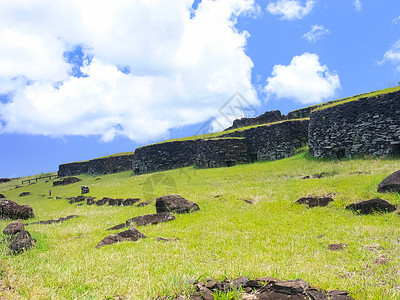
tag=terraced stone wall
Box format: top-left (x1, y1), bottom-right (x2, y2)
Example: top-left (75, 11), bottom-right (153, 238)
top-left (58, 161), bottom-right (90, 177)
top-left (309, 91), bottom-right (400, 158)
top-left (87, 155), bottom-right (135, 175)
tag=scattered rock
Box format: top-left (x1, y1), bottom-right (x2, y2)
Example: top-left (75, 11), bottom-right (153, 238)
top-left (0, 178), bottom-right (11, 183)
top-left (87, 197), bottom-right (96, 205)
top-left (301, 172), bottom-right (329, 179)
top-left (126, 212), bottom-right (175, 227)
top-left (26, 215), bottom-right (78, 225)
top-left (53, 177), bottom-right (82, 186)
top-left (156, 194), bottom-right (200, 214)
top-left (328, 243), bottom-right (347, 251)
top-left (81, 185), bottom-right (89, 194)
top-left (107, 223), bottom-right (127, 231)
top-left (96, 198), bottom-right (109, 206)
top-left (3, 221), bottom-right (25, 235)
top-left (316, 234), bottom-right (325, 239)
top-left (19, 192), bottom-right (31, 197)
top-left (0, 199), bottom-right (34, 220)
top-left (95, 178), bottom-right (101, 181)
top-left (96, 227), bottom-right (146, 248)
top-left (241, 199), bottom-right (255, 204)
top-left (67, 196), bottom-right (96, 204)
top-left (363, 245), bottom-right (384, 252)
top-left (123, 198), bottom-right (140, 206)
top-left (137, 201), bottom-right (150, 207)
top-left (109, 198), bottom-right (124, 206)
top-left (0, 194), bottom-right (5, 199)
top-left (271, 279), bottom-right (309, 295)
top-left (295, 197), bottom-right (334, 208)
top-left (214, 195), bottom-right (222, 198)
top-left (377, 170), bottom-right (400, 193)
top-left (345, 199), bottom-right (396, 214)
top-left (55, 197), bottom-right (63, 200)
top-left (9, 230), bottom-right (36, 253)
top-left (155, 237), bottom-right (180, 242)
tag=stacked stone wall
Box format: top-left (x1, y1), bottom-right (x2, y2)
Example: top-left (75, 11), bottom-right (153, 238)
top-left (309, 91), bottom-right (400, 158)
top-left (87, 155), bottom-right (134, 175)
top-left (58, 161), bottom-right (90, 177)
top-left (225, 110), bottom-right (283, 130)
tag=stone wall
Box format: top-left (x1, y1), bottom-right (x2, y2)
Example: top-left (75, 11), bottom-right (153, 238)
top-left (87, 155), bottom-right (134, 175)
top-left (225, 110), bottom-right (283, 131)
top-left (195, 138), bottom-right (249, 168)
top-left (58, 161), bottom-right (90, 177)
top-left (309, 91), bottom-right (400, 159)
top-left (132, 141), bottom-right (199, 175)
top-left (222, 119), bottom-right (309, 161)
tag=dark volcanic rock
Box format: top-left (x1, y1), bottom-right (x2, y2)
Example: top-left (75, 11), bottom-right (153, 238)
top-left (19, 192), bottom-right (31, 197)
top-left (378, 170), bottom-right (400, 193)
top-left (126, 212), bottom-right (175, 227)
top-left (108, 198), bottom-right (124, 206)
top-left (225, 110), bottom-right (283, 131)
top-left (156, 194), bottom-right (200, 214)
top-left (53, 177), bottom-right (82, 186)
top-left (96, 197), bottom-right (110, 206)
top-left (346, 199), bottom-right (396, 214)
top-left (123, 198), bottom-right (140, 206)
top-left (0, 194), bottom-right (5, 199)
top-left (137, 201), bottom-right (150, 207)
top-left (107, 223), bottom-right (127, 231)
top-left (96, 227), bottom-right (146, 248)
top-left (272, 279), bottom-right (309, 295)
top-left (9, 230), bottom-right (36, 253)
top-left (27, 215), bottom-right (78, 225)
top-left (81, 185), bottom-right (89, 194)
top-left (67, 196), bottom-right (95, 204)
top-left (3, 221), bottom-right (25, 235)
top-left (0, 199), bottom-right (34, 220)
top-left (0, 178), bottom-right (11, 183)
top-left (295, 197), bottom-right (334, 208)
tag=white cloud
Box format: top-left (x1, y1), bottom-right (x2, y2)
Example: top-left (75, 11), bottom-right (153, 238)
top-left (379, 40), bottom-right (400, 71)
top-left (353, 0), bottom-right (362, 11)
top-left (302, 25), bottom-right (329, 42)
top-left (266, 0), bottom-right (316, 20)
top-left (264, 53), bottom-right (341, 104)
top-left (392, 16), bottom-right (400, 25)
top-left (0, 0), bottom-right (259, 142)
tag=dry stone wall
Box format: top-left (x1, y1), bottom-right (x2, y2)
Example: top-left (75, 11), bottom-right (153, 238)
top-left (309, 91), bottom-right (400, 159)
top-left (224, 110), bottom-right (283, 130)
top-left (58, 161), bottom-right (89, 177)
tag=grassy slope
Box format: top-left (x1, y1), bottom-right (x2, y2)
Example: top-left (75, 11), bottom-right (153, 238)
top-left (0, 153), bottom-right (400, 299)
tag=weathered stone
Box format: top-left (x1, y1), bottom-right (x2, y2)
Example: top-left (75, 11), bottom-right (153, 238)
top-left (81, 185), bottom-right (89, 194)
top-left (9, 230), bottom-right (36, 253)
top-left (126, 212), bottom-right (175, 227)
top-left (27, 215), bottom-right (78, 225)
top-left (3, 221), bottom-right (25, 235)
top-left (328, 243), bottom-right (347, 251)
top-left (225, 110), bottom-right (283, 131)
top-left (96, 197), bottom-right (110, 206)
top-left (96, 227), bottom-right (146, 248)
top-left (306, 289), bottom-right (328, 300)
top-left (137, 201), bottom-right (150, 207)
top-left (107, 223), bottom-right (127, 231)
top-left (108, 198), bottom-right (124, 206)
top-left (0, 200), bottom-right (34, 220)
top-left (123, 198), bottom-right (140, 206)
top-left (272, 279), bottom-right (309, 295)
top-left (0, 178), bottom-right (11, 183)
top-left (233, 276), bottom-right (250, 289)
top-left (155, 237), bottom-right (180, 242)
top-left (205, 278), bottom-right (218, 289)
top-left (295, 197), bottom-right (334, 208)
top-left (377, 170), bottom-right (400, 193)
top-left (0, 194), bottom-right (5, 199)
top-left (156, 195), bottom-right (200, 214)
top-left (67, 196), bottom-right (95, 204)
top-left (259, 291), bottom-right (305, 299)
top-left (87, 197), bottom-right (96, 205)
top-left (19, 192), bottom-right (30, 197)
top-left (53, 177), bottom-right (81, 186)
top-left (345, 199), bottom-right (396, 214)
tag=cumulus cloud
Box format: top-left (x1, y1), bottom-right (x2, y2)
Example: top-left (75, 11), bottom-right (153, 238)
top-left (264, 53), bottom-right (341, 104)
top-left (353, 0), bottom-right (362, 11)
top-left (266, 0), bottom-right (316, 20)
top-left (0, 0), bottom-right (259, 142)
top-left (302, 25), bottom-right (329, 43)
top-left (379, 40), bottom-right (400, 71)
top-left (392, 16), bottom-right (400, 25)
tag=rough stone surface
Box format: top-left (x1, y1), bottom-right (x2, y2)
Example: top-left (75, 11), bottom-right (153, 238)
top-left (0, 200), bottom-right (34, 220)
top-left (377, 170), bottom-right (400, 193)
top-left (137, 201), bottom-right (150, 207)
top-left (345, 199), bottom-right (396, 214)
top-left (67, 196), bottom-right (96, 204)
top-left (295, 197), bottom-right (334, 208)
top-left (123, 198), bottom-right (140, 206)
top-left (58, 161), bottom-right (90, 177)
top-left (126, 212), bottom-right (176, 227)
top-left (225, 110), bottom-right (283, 131)
top-left (81, 185), bottom-right (89, 194)
top-left (53, 177), bottom-right (82, 186)
top-left (96, 227), bottom-right (146, 248)
top-left (3, 221), bottom-right (25, 235)
top-left (309, 91), bottom-right (400, 159)
top-left (107, 223), bottom-right (127, 231)
top-left (0, 178), bottom-right (11, 183)
top-left (26, 215), bottom-right (78, 225)
top-left (19, 192), bottom-right (31, 197)
top-left (156, 194), bottom-right (200, 214)
top-left (9, 230), bottom-right (36, 253)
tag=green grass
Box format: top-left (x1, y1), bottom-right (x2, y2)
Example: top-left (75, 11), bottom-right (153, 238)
top-left (0, 153), bottom-right (400, 299)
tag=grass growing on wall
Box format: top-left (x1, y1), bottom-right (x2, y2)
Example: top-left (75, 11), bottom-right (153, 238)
top-left (0, 152), bottom-right (400, 299)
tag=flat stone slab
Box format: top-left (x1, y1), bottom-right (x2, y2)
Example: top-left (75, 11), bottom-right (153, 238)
top-left (26, 215), bottom-right (78, 225)
top-left (0, 199), bottom-right (34, 220)
top-left (156, 194), bottom-right (200, 214)
top-left (96, 227), bottom-right (146, 248)
top-left (126, 212), bottom-right (175, 227)
top-left (295, 197), bottom-right (334, 208)
top-left (378, 170), bottom-right (400, 193)
top-left (345, 199), bottom-right (396, 214)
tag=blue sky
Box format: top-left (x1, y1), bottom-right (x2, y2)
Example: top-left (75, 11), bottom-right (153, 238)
top-left (0, 0), bottom-right (399, 178)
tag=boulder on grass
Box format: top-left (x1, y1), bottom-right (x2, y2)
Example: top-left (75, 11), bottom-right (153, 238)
top-left (53, 177), bottom-right (81, 186)
top-left (378, 170), bottom-right (400, 193)
top-left (96, 227), bottom-right (146, 248)
top-left (0, 199), bottom-right (34, 220)
top-left (156, 194), bottom-right (200, 214)
top-left (81, 185), bottom-right (89, 194)
top-left (9, 230), bottom-right (36, 253)
top-left (346, 199), bottom-right (396, 215)
top-left (0, 194), bottom-right (5, 199)
top-left (295, 197), bottom-right (334, 208)
top-left (3, 221), bottom-right (25, 235)
top-left (19, 192), bottom-right (30, 197)
top-left (123, 198), bottom-right (140, 206)
top-left (126, 212), bottom-right (175, 227)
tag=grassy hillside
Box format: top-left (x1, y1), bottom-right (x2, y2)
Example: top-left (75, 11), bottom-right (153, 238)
top-left (0, 152), bottom-right (400, 299)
